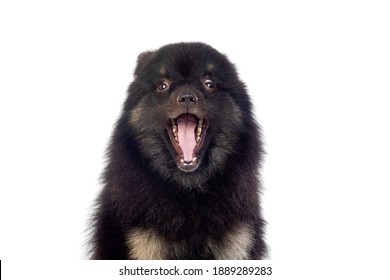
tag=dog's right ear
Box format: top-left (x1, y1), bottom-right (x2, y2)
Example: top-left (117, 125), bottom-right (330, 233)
top-left (134, 51), bottom-right (154, 78)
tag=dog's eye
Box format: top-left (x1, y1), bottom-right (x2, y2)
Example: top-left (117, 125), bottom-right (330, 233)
top-left (157, 81), bottom-right (169, 92)
top-left (204, 79), bottom-right (216, 91)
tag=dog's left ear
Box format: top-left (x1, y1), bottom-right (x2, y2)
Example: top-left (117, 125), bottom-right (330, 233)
top-left (134, 51), bottom-right (154, 77)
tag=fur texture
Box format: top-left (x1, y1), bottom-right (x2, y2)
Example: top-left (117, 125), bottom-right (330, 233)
top-left (90, 42), bottom-right (267, 259)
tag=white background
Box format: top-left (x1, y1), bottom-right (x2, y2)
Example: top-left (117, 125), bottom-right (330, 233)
top-left (1, 0), bottom-right (389, 278)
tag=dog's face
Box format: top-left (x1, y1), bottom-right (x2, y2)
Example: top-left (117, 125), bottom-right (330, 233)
top-left (125, 43), bottom-right (249, 187)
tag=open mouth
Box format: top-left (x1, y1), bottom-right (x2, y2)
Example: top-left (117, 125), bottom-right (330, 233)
top-left (167, 113), bottom-right (208, 172)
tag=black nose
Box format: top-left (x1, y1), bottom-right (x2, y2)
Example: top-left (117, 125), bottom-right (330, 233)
top-left (177, 94), bottom-right (198, 108)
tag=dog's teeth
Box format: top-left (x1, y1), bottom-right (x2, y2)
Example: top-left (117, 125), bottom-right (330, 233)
top-left (196, 119), bottom-right (204, 142)
top-left (171, 121), bottom-right (178, 141)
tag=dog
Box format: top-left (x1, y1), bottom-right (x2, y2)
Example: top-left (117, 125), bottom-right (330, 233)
top-left (90, 42), bottom-right (267, 259)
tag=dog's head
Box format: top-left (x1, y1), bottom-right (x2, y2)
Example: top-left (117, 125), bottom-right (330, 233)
top-left (122, 42), bottom-right (255, 187)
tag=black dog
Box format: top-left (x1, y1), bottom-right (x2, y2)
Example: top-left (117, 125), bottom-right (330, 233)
top-left (90, 42), bottom-right (267, 259)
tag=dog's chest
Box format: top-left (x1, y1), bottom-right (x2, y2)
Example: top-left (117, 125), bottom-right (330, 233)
top-left (126, 223), bottom-right (254, 260)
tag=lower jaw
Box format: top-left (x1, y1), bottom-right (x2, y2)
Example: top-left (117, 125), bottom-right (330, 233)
top-left (177, 163), bottom-right (199, 173)
top-left (177, 157), bottom-right (201, 172)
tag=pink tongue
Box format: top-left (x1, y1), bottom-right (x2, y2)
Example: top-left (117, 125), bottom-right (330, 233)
top-left (177, 115), bottom-right (197, 162)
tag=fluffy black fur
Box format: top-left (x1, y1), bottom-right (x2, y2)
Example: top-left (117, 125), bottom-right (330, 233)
top-left (90, 42), bottom-right (267, 259)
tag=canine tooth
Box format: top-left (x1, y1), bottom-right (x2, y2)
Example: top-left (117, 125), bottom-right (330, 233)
top-left (197, 127), bottom-right (202, 135)
top-left (172, 125), bottom-right (177, 134)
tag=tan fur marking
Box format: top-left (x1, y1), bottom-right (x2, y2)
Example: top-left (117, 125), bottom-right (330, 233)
top-left (159, 66), bottom-right (167, 75)
top-left (207, 63), bottom-right (215, 72)
top-left (126, 228), bottom-right (168, 260)
top-left (127, 225), bottom-right (254, 260)
top-left (210, 223), bottom-right (254, 260)
top-left (129, 103), bottom-right (144, 127)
